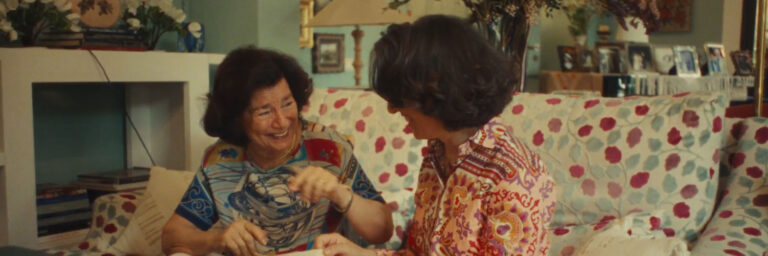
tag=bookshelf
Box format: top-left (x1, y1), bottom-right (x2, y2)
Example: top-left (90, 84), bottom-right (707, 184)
top-left (0, 48), bottom-right (223, 249)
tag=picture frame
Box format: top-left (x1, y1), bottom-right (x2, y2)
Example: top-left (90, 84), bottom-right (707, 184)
top-left (656, 0), bottom-right (692, 32)
top-left (595, 45), bottom-right (625, 74)
top-left (557, 46), bottom-right (578, 72)
top-left (704, 43), bottom-right (727, 75)
top-left (576, 47), bottom-right (595, 72)
top-left (673, 45), bottom-right (701, 77)
top-left (299, 0), bottom-right (314, 48)
top-left (730, 50), bottom-right (754, 76)
top-left (652, 45), bottom-right (675, 74)
top-left (626, 43), bottom-right (655, 73)
top-left (312, 33), bottom-right (345, 73)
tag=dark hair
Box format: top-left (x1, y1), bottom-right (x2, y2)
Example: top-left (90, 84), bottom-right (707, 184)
top-left (203, 46), bottom-right (313, 146)
top-left (370, 15), bottom-right (518, 131)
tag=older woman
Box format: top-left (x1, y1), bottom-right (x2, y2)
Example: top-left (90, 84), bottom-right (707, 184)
top-left (314, 15), bottom-right (556, 256)
top-left (162, 46), bottom-right (393, 256)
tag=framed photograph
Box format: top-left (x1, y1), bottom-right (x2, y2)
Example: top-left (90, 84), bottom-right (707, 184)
top-left (656, 0), bottom-right (692, 32)
top-left (557, 46), bottom-right (578, 72)
top-left (673, 45), bottom-right (701, 77)
top-left (299, 0), bottom-right (314, 48)
top-left (704, 43), bottom-right (727, 75)
top-left (596, 45), bottom-right (625, 74)
top-left (312, 33), bottom-right (345, 73)
top-left (652, 45), bottom-right (675, 74)
top-left (626, 43), bottom-right (655, 73)
top-left (576, 47), bottom-right (595, 72)
top-left (730, 50), bottom-right (754, 76)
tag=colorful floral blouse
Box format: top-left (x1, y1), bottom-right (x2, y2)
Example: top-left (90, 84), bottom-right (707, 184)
top-left (382, 118), bottom-right (556, 256)
top-left (175, 121), bottom-right (384, 254)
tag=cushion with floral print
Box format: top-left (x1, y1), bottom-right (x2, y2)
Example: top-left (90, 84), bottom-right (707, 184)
top-left (45, 192), bottom-right (142, 255)
top-left (691, 117), bottom-right (768, 256)
top-left (302, 88), bottom-right (426, 248)
top-left (500, 92), bottom-right (728, 246)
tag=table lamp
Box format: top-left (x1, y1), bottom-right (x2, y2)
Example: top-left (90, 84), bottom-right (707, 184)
top-left (307, 0), bottom-right (412, 86)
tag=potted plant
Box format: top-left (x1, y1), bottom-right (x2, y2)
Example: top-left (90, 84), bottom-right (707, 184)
top-left (121, 0), bottom-right (200, 50)
top-left (0, 0), bottom-right (81, 45)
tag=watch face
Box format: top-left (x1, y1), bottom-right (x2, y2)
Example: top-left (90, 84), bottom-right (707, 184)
top-left (70, 0), bottom-right (122, 28)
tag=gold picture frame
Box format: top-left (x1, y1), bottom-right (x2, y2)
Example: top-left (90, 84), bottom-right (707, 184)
top-left (299, 0), bottom-right (314, 48)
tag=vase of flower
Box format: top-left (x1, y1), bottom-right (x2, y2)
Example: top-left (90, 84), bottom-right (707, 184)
top-left (1, 0), bottom-right (81, 46)
top-left (122, 0), bottom-right (189, 50)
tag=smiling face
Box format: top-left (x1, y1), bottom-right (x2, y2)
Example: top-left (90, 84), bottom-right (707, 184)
top-left (242, 78), bottom-right (300, 162)
top-left (386, 101), bottom-right (445, 140)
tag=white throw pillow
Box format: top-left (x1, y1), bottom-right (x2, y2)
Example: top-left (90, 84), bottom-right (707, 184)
top-left (107, 166), bottom-right (196, 255)
top-left (573, 214), bottom-right (690, 256)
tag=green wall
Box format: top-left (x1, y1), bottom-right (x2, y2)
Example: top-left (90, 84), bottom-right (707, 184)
top-left (649, 0), bottom-right (725, 47)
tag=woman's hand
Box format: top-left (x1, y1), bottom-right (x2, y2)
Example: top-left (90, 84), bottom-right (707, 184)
top-left (289, 166), bottom-right (348, 205)
top-left (314, 233), bottom-right (376, 256)
top-left (217, 218), bottom-right (267, 256)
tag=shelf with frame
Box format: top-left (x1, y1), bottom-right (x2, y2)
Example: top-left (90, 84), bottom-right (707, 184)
top-left (0, 48), bottom-right (223, 249)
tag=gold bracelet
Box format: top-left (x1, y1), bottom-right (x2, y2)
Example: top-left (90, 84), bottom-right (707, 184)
top-left (333, 186), bottom-right (354, 213)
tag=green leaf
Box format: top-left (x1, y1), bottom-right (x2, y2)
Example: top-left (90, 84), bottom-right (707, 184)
top-left (116, 215), bottom-right (130, 226)
top-left (649, 138), bottom-right (662, 152)
top-left (727, 232), bottom-right (745, 239)
top-left (582, 211), bottom-right (599, 223)
top-left (606, 165), bottom-right (623, 179)
top-left (697, 167), bottom-right (709, 182)
top-left (591, 165), bottom-right (606, 179)
top-left (522, 118), bottom-right (533, 131)
top-left (590, 106), bottom-right (604, 117)
top-left (572, 198), bottom-right (586, 211)
top-left (687, 98), bottom-right (704, 108)
top-left (756, 148), bottom-right (768, 165)
top-left (662, 174), bottom-right (677, 193)
top-left (586, 138), bottom-right (604, 152)
top-left (739, 140), bottom-right (757, 151)
top-left (745, 208), bottom-right (763, 218)
top-left (628, 192), bottom-right (644, 204)
top-left (558, 135), bottom-right (570, 150)
top-left (737, 196), bottom-right (751, 207)
top-left (410, 138), bottom-right (422, 147)
top-left (695, 207), bottom-right (708, 225)
top-left (682, 160), bottom-right (696, 176)
top-left (98, 203), bottom-right (106, 212)
top-left (607, 130), bottom-right (621, 145)
top-left (667, 103), bottom-right (683, 116)
top-left (643, 155), bottom-right (659, 171)
top-left (683, 132), bottom-right (695, 148)
top-left (706, 183), bottom-right (717, 199)
top-left (729, 219), bottom-right (747, 227)
top-left (108, 205), bottom-right (116, 219)
top-left (596, 198), bottom-right (613, 211)
top-left (646, 188), bottom-right (660, 204)
top-left (685, 230), bottom-right (699, 241)
top-left (573, 116), bottom-right (588, 126)
top-left (739, 176), bottom-right (755, 188)
top-left (750, 238), bottom-right (768, 248)
top-left (699, 130), bottom-right (711, 146)
top-left (626, 154), bottom-right (641, 169)
top-left (408, 152), bottom-right (418, 165)
top-left (618, 107), bottom-right (631, 119)
top-left (651, 116), bottom-right (665, 132)
top-left (404, 174), bottom-right (414, 187)
top-left (543, 136), bottom-right (554, 150)
top-left (569, 144), bottom-right (582, 160)
top-left (384, 150), bottom-right (393, 165)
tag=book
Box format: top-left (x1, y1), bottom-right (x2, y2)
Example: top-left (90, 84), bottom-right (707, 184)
top-left (37, 198), bottom-right (90, 215)
top-left (76, 180), bottom-right (148, 191)
top-left (77, 168), bottom-right (150, 184)
top-left (36, 183), bottom-right (87, 199)
top-left (37, 218), bottom-right (91, 236)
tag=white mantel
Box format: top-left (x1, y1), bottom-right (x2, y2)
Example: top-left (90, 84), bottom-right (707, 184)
top-left (0, 48), bottom-right (221, 248)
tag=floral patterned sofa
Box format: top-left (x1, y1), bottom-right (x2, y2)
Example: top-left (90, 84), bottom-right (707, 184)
top-left (47, 89), bottom-right (767, 256)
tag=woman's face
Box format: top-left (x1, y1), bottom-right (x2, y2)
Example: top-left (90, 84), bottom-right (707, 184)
top-left (386, 101), bottom-right (444, 140)
top-left (242, 78), bottom-right (300, 156)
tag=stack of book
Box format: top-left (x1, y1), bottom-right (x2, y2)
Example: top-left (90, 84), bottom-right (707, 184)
top-left (75, 168), bottom-right (150, 202)
top-left (37, 27), bottom-right (145, 51)
top-left (36, 184), bottom-right (92, 237)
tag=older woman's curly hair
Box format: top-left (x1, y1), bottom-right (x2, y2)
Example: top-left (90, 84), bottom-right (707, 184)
top-left (370, 14), bottom-right (518, 131)
top-left (203, 45), bottom-right (313, 147)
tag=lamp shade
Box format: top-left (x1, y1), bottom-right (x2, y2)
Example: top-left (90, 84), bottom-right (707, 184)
top-left (307, 0), bottom-right (412, 27)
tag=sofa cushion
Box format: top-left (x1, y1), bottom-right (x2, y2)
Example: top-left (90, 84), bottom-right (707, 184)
top-left (107, 166), bottom-right (196, 255)
top-left (501, 92), bottom-right (728, 245)
top-left (691, 117), bottom-right (768, 256)
top-left (302, 89), bottom-right (426, 248)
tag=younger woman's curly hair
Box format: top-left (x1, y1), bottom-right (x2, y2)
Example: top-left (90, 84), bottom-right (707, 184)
top-left (370, 14), bottom-right (519, 131)
top-left (203, 46), bottom-right (313, 147)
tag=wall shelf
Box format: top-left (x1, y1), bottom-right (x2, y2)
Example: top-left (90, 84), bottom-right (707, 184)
top-left (0, 48), bottom-right (223, 249)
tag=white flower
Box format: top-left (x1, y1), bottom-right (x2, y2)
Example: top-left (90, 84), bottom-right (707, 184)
top-left (157, 0), bottom-right (172, 13)
top-left (6, 0), bottom-right (19, 10)
top-left (66, 13), bottom-right (80, 21)
top-left (8, 29), bottom-right (17, 41)
top-left (187, 21), bottom-right (201, 38)
top-left (124, 0), bottom-right (140, 14)
top-left (54, 0), bottom-right (71, 11)
top-left (0, 3), bottom-right (6, 19)
top-left (40, 0), bottom-right (53, 3)
top-left (22, 0), bottom-right (35, 3)
top-left (127, 17), bottom-right (140, 29)
top-left (167, 8), bottom-right (185, 23)
top-left (0, 20), bottom-right (12, 32)
top-left (70, 24), bottom-right (81, 32)
top-left (148, 0), bottom-right (160, 7)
